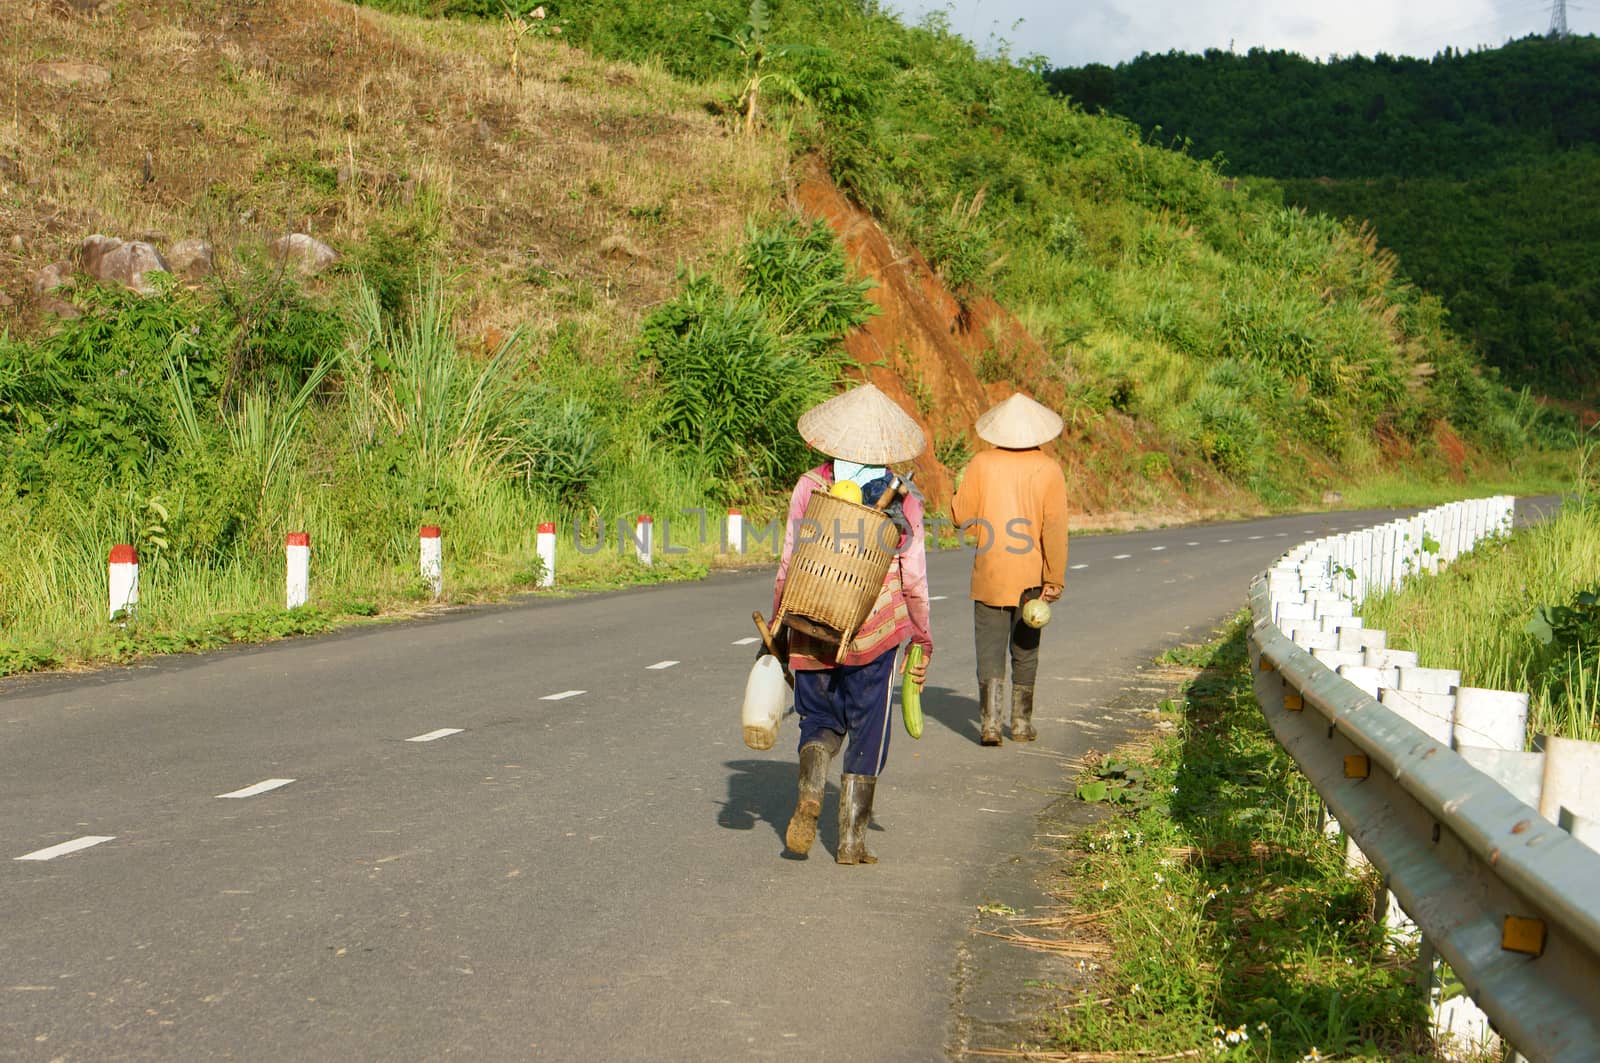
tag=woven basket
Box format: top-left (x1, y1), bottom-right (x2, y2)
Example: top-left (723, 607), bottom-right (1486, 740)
top-left (775, 490), bottom-right (898, 655)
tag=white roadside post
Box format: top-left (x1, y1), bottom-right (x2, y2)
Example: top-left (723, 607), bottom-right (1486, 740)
top-left (536, 521), bottom-right (556, 588)
top-left (108, 544), bottom-right (138, 620)
top-left (635, 514), bottom-right (654, 567)
top-left (725, 508), bottom-right (744, 555)
top-left (420, 525), bottom-right (443, 598)
top-left (286, 532), bottom-right (310, 609)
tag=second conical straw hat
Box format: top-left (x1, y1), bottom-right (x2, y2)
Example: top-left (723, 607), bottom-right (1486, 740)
top-left (975, 392), bottom-right (1064, 449)
top-left (797, 383), bottom-right (926, 464)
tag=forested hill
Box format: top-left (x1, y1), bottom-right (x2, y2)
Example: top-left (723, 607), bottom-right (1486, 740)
top-left (1044, 34), bottom-right (1600, 179)
top-left (1046, 35), bottom-right (1600, 398)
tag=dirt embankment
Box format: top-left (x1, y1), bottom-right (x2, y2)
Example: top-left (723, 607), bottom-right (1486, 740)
top-left (793, 160), bottom-right (1243, 528)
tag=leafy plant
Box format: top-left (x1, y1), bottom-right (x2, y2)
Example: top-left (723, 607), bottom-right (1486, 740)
top-left (934, 429), bottom-right (972, 470)
top-left (639, 274), bottom-right (835, 486)
top-left (706, 0), bottom-right (806, 136)
top-left (1075, 754), bottom-right (1157, 806)
top-left (1526, 588), bottom-right (1600, 660)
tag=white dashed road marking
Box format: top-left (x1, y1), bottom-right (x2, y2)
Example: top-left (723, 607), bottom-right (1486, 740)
top-left (732, 637), bottom-right (760, 646)
top-left (407, 728), bottom-right (463, 743)
top-left (930, 595), bottom-right (948, 601)
top-left (541, 690), bottom-right (585, 701)
top-left (1113, 554), bottom-right (1132, 560)
top-left (1150, 546), bottom-right (1165, 552)
top-left (1218, 539), bottom-right (1231, 543)
top-left (217, 779), bottom-right (295, 799)
top-left (1248, 535), bottom-right (1264, 540)
top-left (1186, 542), bottom-right (1200, 547)
top-left (16, 836), bottom-right (115, 862)
top-left (647, 660), bottom-right (679, 670)
top-left (1070, 564), bottom-right (1088, 570)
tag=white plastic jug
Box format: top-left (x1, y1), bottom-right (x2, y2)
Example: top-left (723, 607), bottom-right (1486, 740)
top-left (741, 654), bottom-right (788, 750)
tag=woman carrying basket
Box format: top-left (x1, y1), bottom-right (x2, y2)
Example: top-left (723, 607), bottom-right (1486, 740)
top-left (770, 384), bottom-right (934, 865)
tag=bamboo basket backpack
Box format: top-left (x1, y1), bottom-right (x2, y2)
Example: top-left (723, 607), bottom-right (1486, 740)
top-left (773, 472), bottom-right (905, 659)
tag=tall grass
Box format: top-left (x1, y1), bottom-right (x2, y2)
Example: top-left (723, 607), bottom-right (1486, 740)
top-left (1361, 504), bottom-right (1600, 741)
top-left (0, 216), bottom-right (861, 674)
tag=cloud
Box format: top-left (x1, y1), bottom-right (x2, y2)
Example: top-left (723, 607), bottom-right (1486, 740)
top-left (887, 0), bottom-right (1590, 66)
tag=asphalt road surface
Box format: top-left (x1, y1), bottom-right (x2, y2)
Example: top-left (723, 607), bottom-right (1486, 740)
top-left (0, 500), bottom-right (1559, 1061)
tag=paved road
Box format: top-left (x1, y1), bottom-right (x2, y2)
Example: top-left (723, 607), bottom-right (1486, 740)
top-left (0, 502), bottom-right (1555, 1061)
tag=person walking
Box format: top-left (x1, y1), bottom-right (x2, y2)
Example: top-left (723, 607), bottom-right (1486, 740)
top-left (950, 392), bottom-right (1068, 745)
top-left (769, 384), bottom-right (934, 865)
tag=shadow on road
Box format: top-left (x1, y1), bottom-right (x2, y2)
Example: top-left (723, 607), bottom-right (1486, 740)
top-left (918, 683), bottom-right (982, 745)
top-left (719, 758), bottom-right (842, 858)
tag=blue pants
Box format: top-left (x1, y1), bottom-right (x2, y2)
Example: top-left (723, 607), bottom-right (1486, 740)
top-left (794, 649), bottom-right (898, 777)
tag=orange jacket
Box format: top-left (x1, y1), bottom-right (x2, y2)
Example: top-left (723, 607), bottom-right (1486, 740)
top-left (950, 448), bottom-right (1069, 607)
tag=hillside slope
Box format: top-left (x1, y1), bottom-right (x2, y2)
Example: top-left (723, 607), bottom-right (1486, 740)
top-left (1044, 36), bottom-right (1600, 400)
top-left (3, 0), bottom-right (780, 337)
top-left (0, 0), bottom-right (1568, 672)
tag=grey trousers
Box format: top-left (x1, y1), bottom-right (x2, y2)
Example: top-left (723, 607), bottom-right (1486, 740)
top-left (974, 599), bottom-right (1041, 687)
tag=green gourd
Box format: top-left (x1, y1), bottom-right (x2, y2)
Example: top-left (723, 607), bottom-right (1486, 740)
top-left (902, 644), bottom-right (924, 739)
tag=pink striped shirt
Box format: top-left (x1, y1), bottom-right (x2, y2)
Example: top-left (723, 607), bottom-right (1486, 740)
top-left (771, 465), bottom-right (934, 671)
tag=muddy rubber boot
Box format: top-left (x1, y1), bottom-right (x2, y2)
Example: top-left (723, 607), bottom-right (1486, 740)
top-left (1010, 685), bottom-right (1037, 742)
top-left (835, 772), bottom-right (878, 865)
top-left (979, 680), bottom-right (1004, 746)
top-left (785, 741), bottom-right (833, 855)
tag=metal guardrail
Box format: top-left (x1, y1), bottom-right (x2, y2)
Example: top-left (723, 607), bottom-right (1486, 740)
top-left (1246, 501), bottom-right (1600, 1063)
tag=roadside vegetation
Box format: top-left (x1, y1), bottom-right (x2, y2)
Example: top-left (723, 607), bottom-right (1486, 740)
top-left (0, 0), bottom-right (1580, 675)
top-left (526, 0), bottom-right (1580, 490)
top-left (1361, 474), bottom-right (1600, 741)
top-left (1043, 618), bottom-right (1444, 1061)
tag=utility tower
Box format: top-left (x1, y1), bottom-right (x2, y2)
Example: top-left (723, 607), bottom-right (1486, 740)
top-left (1549, 0), bottom-right (1569, 38)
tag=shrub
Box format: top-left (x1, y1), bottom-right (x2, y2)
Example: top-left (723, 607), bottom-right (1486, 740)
top-left (638, 275), bottom-right (835, 486)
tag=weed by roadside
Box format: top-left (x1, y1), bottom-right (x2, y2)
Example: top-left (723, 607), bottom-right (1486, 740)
top-left (1361, 502), bottom-right (1600, 741)
top-left (1034, 615), bottom-right (1444, 1061)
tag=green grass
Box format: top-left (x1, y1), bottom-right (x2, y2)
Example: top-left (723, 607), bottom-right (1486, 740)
top-left (0, 263), bottom-right (799, 677)
top-left (1326, 463), bottom-right (1573, 512)
top-left (1360, 504), bottom-right (1600, 742)
top-left (1040, 616), bottom-right (1443, 1061)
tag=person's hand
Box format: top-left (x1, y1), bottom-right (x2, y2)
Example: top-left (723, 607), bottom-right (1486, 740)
top-left (901, 645), bottom-right (931, 686)
top-left (1042, 583), bottom-right (1063, 603)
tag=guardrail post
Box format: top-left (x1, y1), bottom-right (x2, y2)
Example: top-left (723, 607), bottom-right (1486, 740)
top-left (1539, 736), bottom-right (1600, 841)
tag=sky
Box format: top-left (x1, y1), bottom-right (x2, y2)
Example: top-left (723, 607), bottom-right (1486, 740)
top-left (885, 0), bottom-right (1598, 68)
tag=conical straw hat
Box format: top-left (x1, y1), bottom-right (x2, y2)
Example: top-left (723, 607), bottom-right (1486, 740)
top-left (797, 383), bottom-right (926, 464)
top-left (975, 392), bottom-right (1063, 449)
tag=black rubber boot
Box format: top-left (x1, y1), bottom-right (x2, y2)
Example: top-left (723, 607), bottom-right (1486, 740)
top-left (1010, 685), bottom-right (1037, 742)
top-left (835, 773), bottom-right (878, 865)
top-left (979, 680), bottom-right (1004, 746)
top-left (785, 741), bottom-right (833, 855)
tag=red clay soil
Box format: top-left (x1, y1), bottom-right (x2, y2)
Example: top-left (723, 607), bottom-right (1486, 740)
top-left (793, 158), bottom-right (1217, 523)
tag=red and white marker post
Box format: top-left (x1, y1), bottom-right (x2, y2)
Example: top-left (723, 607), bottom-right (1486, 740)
top-left (108, 544), bottom-right (138, 620)
top-left (635, 514), bottom-right (653, 567)
top-left (286, 532), bottom-right (310, 609)
top-left (536, 522), bottom-right (556, 588)
top-left (725, 508), bottom-right (743, 555)
top-left (420, 525), bottom-right (442, 598)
